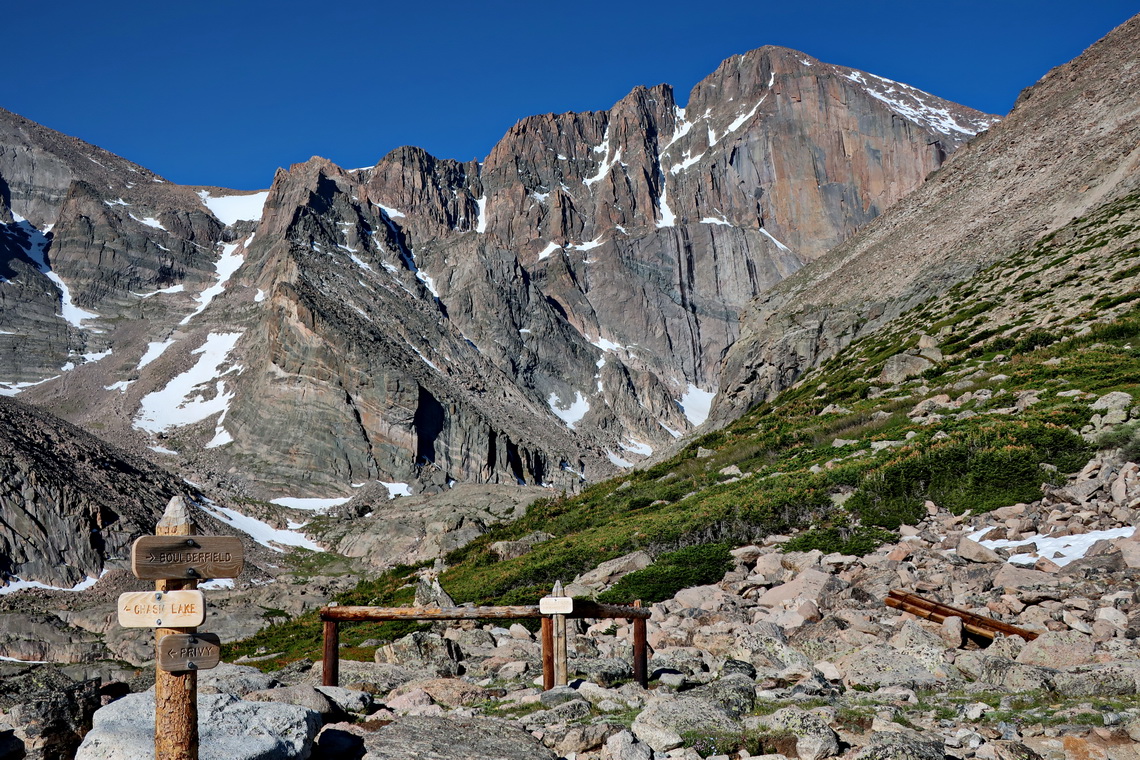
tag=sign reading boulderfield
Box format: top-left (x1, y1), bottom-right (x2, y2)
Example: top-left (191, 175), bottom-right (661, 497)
top-left (157, 633), bottom-right (221, 672)
top-left (132, 535), bottom-right (244, 580)
top-left (118, 590), bottom-right (207, 628)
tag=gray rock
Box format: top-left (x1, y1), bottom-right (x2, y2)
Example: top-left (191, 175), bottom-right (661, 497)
top-left (355, 715), bottom-right (556, 759)
top-left (604, 729), bottom-right (653, 760)
top-left (957, 536), bottom-right (1002, 563)
top-left (953, 652), bottom-right (1054, 692)
top-left (538, 685), bottom-right (578, 707)
top-left (631, 695), bottom-right (742, 753)
top-left (852, 727), bottom-right (944, 759)
top-left (1091, 391), bottom-right (1133, 411)
top-left (490, 531), bottom-right (553, 561)
top-left (1015, 630), bottom-right (1095, 668)
top-left (838, 645), bottom-right (942, 690)
top-left (199, 663), bottom-right (280, 697)
top-left (572, 657), bottom-right (632, 687)
top-left (753, 705), bottom-right (839, 760)
top-left (75, 692), bottom-right (321, 760)
top-left (314, 686), bottom-right (373, 715)
top-left (880, 352), bottom-right (935, 385)
top-left (375, 632), bottom-right (462, 677)
top-left (245, 685), bottom-right (339, 720)
top-left (687, 673), bottom-right (756, 718)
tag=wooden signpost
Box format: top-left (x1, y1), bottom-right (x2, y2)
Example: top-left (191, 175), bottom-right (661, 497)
top-left (120, 495), bottom-right (244, 760)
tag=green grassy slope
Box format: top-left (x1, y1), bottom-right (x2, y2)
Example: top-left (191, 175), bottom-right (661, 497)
top-left (228, 191), bottom-right (1140, 669)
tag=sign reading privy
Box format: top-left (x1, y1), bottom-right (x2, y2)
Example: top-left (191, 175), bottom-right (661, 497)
top-left (118, 590), bottom-right (207, 628)
top-left (157, 633), bottom-right (221, 672)
top-left (132, 536), bottom-right (244, 580)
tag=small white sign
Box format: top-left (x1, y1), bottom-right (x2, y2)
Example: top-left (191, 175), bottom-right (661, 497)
top-left (539, 596), bottom-right (574, 615)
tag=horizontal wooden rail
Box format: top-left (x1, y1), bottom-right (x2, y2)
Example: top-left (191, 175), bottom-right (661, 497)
top-left (886, 589), bottom-right (1039, 642)
top-left (320, 605), bottom-right (543, 621)
top-left (319, 599), bottom-right (650, 691)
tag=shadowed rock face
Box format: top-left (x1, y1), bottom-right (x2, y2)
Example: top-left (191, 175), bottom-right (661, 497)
top-left (0, 45), bottom-right (993, 496)
top-left (711, 16), bottom-right (1140, 424)
top-left (0, 395), bottom-right (185, 586)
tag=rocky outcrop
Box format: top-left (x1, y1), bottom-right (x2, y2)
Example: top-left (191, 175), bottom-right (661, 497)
top-left (0, 395), bottom-right (186, 587)
top-left (0, 42), bottom-right (992, 497)
top-left (712, 15), bottom-right (1140, 423)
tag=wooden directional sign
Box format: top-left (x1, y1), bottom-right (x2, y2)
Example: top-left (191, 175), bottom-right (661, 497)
top-left (132, 535), bottom-right (244, 580)
top-left (539, 596), bottom-right (574, 615)
top-left (118, 590), bottom-right (207, 628)
top-left (157, 633), bottom-right (221, 673)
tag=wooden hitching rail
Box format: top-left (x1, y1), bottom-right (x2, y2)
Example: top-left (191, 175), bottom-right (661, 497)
top-left (319, 600), bottom-right (651, 690)
top-left (886, 589), bottom-right (1040, 642)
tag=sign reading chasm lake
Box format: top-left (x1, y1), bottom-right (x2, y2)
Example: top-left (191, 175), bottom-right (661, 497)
top-left (132, 535), bottom-right (244, 580)
top-left (118, 590), bottom-right (207, 628)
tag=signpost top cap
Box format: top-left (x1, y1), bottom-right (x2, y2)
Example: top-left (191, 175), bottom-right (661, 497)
top-left (157, 495), bottom-right (194, 532)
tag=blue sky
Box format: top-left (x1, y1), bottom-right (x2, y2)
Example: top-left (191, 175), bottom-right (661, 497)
top-left (7, 1), bottom-right (1136, 190)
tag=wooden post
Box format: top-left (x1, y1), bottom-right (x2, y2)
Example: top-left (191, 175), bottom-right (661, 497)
top-left (632, 599), bottom-right (647, 688)
top-left (552, 580), bottom-right (568, 686)
top-left (540, 617), bottom-right (554, 690)
top-left (154, 496), bottom-right (198, 760)
top-left (322, 603), bottom-right (339, 687)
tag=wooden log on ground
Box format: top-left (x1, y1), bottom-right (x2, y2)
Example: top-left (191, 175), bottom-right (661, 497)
top-left (885, 589), bottom-right (1039, 641)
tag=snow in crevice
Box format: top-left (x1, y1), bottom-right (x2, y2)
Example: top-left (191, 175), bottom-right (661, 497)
top-left (7, 216), bottom-right (98, 328)
top-left (0, 569), bottom-right (109, 596)
top-left (375, 202), bottom-right (405, 219)
top-left (660, 421), bottom-right (682, 439)
top-left (606, 450), bottom-right (634, 468)
top-left (133, 332), bottom-right (243, 434)
top-left (411, 345), bottom-right (441, 372)
top-left (137, 339), bottom-right (176, 370)
top-left (537, 242), bottom-right (562, 261)
top-left (82, 348), bottom-right (113, 363)
top-left (530, 191), bottom-right (549, 203)
top-left (656, 173), bottom-right (676, 228)
top-left (179, 237), bottom-right (249, 326)
top-left (134, 284), bottom-right (185, 298)
top-left (584, 128), bottom-right (622, 187)
top-left (548, 391), bottom-right (589, 429)
top-left (841, 70), bottom-right (997, 137)
top-left (700, 216), bottom-right (733, 226)
top-left (725, 97), bottom-right (764, 135)
top-left (0, 376), bottom-right (61, 397)
top-left (270, 496), bottom-right (353, 511)
top-left (970, 525), bottom-right (1135, 567)
top-left (196, 496), bottom-right (322, 553)
top-left (661, 107), bottom-right (693, 151)
top-left (570, 237), bottom-right (603, 252)
top-left (679, 384), bottom-right (717, 426)
top-left (197, 190), bottom-right (270, 226)
top-left (475, 196), bottom-right (488, 233)
top-left (759, 227), bottom-right (792, 252)
top-left (669, 151), bottom-right (705, 175)
top-left (129, 214), bottom-right (166, 231)
top-left (621, 439), bottom-right (654, 456)
top-left (381, 482), bottom-right (412, 499)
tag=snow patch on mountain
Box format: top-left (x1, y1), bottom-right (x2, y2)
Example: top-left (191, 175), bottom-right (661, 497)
top-left (198, 190), bottom-right (270, 226)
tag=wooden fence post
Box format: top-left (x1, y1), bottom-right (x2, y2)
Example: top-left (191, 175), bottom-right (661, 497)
top-left (552, 580), bottom-right (568, 686)
top-left (154, 496), bottom-right (198, 760)
top-left (322, 603), bottom-right (339, 687)
top-left (540, 617), bottom-right (554, 690)
top-left (633, 599), bottom-right (647, 688)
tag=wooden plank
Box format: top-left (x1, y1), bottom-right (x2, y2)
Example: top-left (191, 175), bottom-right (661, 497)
top-left (157, 633), bottom-right (221, 673)
top-left (553, 613), bottom-right (568, 686)
top-left (566, 600), bottom-right (652, 620)
top-left (320, 605), bottom-right (543, 621)
top-left (118, 590), bottom-right (206, 628)
top-left (132, 535), bottom-right (244, 580)
top-left (153, 496), bottom-right (198, 760)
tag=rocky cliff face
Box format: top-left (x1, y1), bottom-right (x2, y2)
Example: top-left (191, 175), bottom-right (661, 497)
top-left (712, 16), bottom-right (1140, 423)
top-left (0, 395), bottom-right (188, 587)
top-left (0, 45), bottom-right (994, 497)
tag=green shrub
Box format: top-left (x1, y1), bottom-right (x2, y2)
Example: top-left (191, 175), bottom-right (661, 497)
top-left (597, 543), bottom-right (732, 604)
top-left (1097, 422), bottom-right (1140, 463)
top-left (849, 421), bottom-right (1088, 526)
top-left (782, 526), bottom-right (897, 556)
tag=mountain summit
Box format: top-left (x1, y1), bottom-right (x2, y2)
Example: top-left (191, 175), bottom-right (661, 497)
top-left (0, 45), bottom-right (995, 498)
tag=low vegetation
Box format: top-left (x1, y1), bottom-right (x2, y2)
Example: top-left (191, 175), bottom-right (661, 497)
top-left (230, 192), bottom-right (1140, 669)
